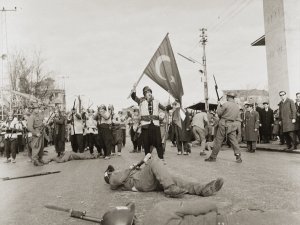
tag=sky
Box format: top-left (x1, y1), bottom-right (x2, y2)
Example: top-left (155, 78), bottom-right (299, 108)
top-left (1, 0), bottom-right (267, 110)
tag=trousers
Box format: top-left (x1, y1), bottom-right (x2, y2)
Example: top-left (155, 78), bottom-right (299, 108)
top-left (5, 139), bottom-right (17, 159)
top-left (192, 126), bottom-right (206, 151)
top-left (31, 135), bottom-right (44, 161)
top-left (70, 134), bottom-right (84, 153)
top-left (210, 122), bottom-right (241, 159)
top-left (98, 127), bottom-right (113, 157)
top-left (141, 123), bottom-right (164, 159)
top-left (133, 159), bottom-right (206, 195)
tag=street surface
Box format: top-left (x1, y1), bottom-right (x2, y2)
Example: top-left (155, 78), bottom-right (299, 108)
top-left (0, 139), bottom-right (300, 225)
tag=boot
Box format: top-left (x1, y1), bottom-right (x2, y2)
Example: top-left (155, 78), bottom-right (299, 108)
top-left (204, 156), bottom-right (216, 162)
top-left (164, 184), bottom-right (187, 198)
top-left (33, 160), bottom-right (43, 166)
top-left (200, 151), bottom-right (207, 156)
top-left (235, 154), bottom-right (242, 163)
top-left (201, 178), bottom-right (224, 197)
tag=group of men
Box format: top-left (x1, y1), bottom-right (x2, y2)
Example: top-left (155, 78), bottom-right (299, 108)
top-left (67, 105), bottom-right (127, 159)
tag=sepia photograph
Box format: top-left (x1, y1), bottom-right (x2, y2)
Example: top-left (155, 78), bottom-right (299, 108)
top-left (0, 0), bottom-right (299, 224)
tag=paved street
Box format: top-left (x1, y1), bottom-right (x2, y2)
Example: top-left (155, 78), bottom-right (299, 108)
top-left (1, 139), bottom-right (300, 225)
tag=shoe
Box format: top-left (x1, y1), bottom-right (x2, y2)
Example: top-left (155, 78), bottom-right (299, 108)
top-left (4, 158), bottom-right (11, 163)
top-left (204, 157), bottom-right (216, 162)
top-left (164, 185), bottom-right (187, 198)
top-left (104, 156), bottom-right (110, 160)
top-left (130, 150), bottom-right (137, 153)
top-left (183, 151), bottom-right (188, 155)
top-left (250, 150), bottom-right (256, 153)
top-left (201, 178), bottom-right (224, 197)
top-left (235, 154), bottom-right (242, 163)
top-left (117, 153), bottom-right (122, 156)
top-left (200, 151), bottom-right (207, 156)
top-left (33, 160), bottom-right (43, 166)
top-left (11, 159), bottom-right (16, 163)
top-left (39, 159), bottom-right (49, 165)
top-left (111, 153), bottom-right (116, 156)
top-left (177, 152), bottom-right (182, 155)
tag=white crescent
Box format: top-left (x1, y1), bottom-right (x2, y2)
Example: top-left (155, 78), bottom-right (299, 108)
top-left (155, 55), bottom-right (170, 81)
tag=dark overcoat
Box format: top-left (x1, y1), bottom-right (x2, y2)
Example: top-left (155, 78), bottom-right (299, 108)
top-left (278, 98), bottom-right (296, 132)
top-left (172, 109), bottom-right (191, 142)
top-left (295, 102), bottom-right (300, 130)
top-left (53, 115), bottom-right (66, 142)
top-left (244, 110), bottom-right (260, 141)
top-left (259, 108), bottom-right (274, 136)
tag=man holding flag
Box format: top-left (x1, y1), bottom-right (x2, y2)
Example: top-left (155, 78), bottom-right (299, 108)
top-left (130, 34), bottom-right (184, 160)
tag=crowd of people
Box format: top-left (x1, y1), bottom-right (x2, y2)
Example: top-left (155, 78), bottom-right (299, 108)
top-left (0, 88), bottom-right (299, 166)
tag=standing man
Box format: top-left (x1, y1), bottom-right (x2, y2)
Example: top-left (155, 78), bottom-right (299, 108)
top-left (52, 109), bottom-right (66, 157)
top-left (119, 111), bottom-right (127, 147)
top-left (205, 92), bottom-right (242, 163)
top-left (278, 91), bottom-right (297, 150)
top-left (259, 102), bottom-right (274, 143)
top-left (27, 103), bottom-right (46, 166)
top-left (67, 109), bottom-right (84, 153)
top-left (131, 86), bottom-right (171, 160)
top-left (95, 105), bottom-right (113, 159)
top-left (244, 102), bottom-right (260, 153)
top-left (129, 107), bottom-right (142, 153)
top-left (172, 100), bottom-right (191, 156)
top-left (191, 110), bottom-right (208, 156)
top-left (295, 92), bottom-right (300, 147)
top-left (111, 107), bottom-right (123, 156)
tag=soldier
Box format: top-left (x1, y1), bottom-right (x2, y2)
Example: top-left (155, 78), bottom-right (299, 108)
top-left (27, 103), bottom-right (47, 166)
top-left (104, 157), bottom-right (224, 198)
top-left (205, 92), bottom-right (242, 163)
top-left (244, 102), bottom-right (260, 153)
top-left (131, 86), bottom-right (171, 160)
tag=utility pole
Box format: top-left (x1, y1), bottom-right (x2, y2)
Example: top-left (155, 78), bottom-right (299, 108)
top-left (200, 28), bottom-right (209, 112)
top-left (1, 7), bottom-right (17, 120)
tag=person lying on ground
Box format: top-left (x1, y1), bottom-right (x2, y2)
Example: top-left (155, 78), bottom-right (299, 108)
top-left (104, 154), bottom-right (224, 198)
top-left (47, 151), bottom-right (96, 163)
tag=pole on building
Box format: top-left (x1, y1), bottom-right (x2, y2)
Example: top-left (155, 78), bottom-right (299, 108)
top-left (200, 28), bottom-right (209, 112)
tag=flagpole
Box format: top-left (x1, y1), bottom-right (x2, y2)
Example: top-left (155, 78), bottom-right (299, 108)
top-left (127, 33), bottom-right (170, 99)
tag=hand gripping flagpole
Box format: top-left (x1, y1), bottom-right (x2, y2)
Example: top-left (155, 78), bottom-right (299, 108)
top-left (127, 73), bottom-right (145, 99)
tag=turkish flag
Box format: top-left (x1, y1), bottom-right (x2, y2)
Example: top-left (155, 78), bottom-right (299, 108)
top-left (143, 34), bottom-right (184, 103)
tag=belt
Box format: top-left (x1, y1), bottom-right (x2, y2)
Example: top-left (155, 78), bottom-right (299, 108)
top-left (141, 115), bottom-right (159, 121)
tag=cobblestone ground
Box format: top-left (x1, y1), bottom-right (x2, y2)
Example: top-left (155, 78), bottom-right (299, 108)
top-left (0, 139), bottom-right (299, 225)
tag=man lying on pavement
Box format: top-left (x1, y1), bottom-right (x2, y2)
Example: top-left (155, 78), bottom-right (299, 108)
top-left (104, 154), bottom-right (224, 198)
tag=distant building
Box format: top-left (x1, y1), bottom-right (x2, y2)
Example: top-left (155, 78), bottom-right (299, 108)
top-left (251, 0), bottom-right (300, 108)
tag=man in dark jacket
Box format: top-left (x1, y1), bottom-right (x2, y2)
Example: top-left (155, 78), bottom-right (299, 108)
top-left (259, 102), bottom-right (274, 143)
top-left (278, 91), bottom-right (297, 150)
top-left (244, 102), bottom-right (260, 153)
top-left (295, 92), bottom-right (300, 146)
top-left (52, 109), bottom-right (66, 157)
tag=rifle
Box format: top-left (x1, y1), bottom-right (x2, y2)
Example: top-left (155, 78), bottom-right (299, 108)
top-left (45, 205), bottom-right (102, 223)
top-left (2, 171), bottom-right (60, 181)
top-left (130, 153), bottom-right (151, 170)
top-left (71, 99), bottom-right (76, 135)
top-left (213, 74), bottom-right (220, 101)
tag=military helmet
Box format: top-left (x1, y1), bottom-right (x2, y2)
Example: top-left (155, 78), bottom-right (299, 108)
top-left (143, 86), bottom-right (152, 96)
top-left (226, 92), bottom-right (236, 98)
top-left (104, 165), bottom-right (115, 184)
top-left (108, 104), bottom-right (114, 111)
top-left (102, 202), bottom-right (135, 225)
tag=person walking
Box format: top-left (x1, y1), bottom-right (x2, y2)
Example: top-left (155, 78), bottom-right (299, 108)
top-left (205, 92), bottom-right (242, 163)
top-left (191, 110), bottom-right (208, 156)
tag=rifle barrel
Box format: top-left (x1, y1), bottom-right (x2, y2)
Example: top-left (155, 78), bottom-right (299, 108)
top-left (2, 171), bottom-right (61, 181)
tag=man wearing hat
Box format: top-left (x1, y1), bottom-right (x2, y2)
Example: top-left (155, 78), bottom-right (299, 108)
top-left (205, 92), bottom-right (242, 163)
top-left (27, 102), bottom-right (46, 166)
top-left (259, 101), bottom-right (274, 143)
top-left (278, 91), bottom-right (297, 150)
top-left (244, 102), bottom-right (260, 152)
top-left (295, 92), bottom-right (300, 147)
top-left (131, 86), bottom-right (171, 160)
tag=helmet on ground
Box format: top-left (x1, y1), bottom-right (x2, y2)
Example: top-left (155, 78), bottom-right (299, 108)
top-left (102, 202), bottom-right (135, 225)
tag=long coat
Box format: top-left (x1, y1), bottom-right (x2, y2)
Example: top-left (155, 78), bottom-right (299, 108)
top-left (259, 108), bottom-right (274, 136)
top-left (244, 110), bottom-right (260, 141)
top-left (278, 98), bottom-right (297, 132)
top-left (172, 108), bottom-right (191, 142)
top-left (296, 102), bottom-right (300, 130)
top-left (53, 115), bottom-right (66, 142)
